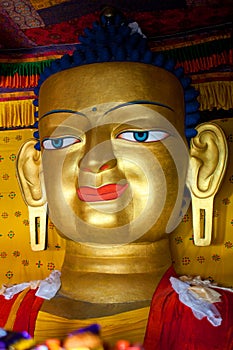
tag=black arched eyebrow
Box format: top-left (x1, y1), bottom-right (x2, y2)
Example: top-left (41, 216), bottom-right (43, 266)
top-left (40, 109), bottom-right (86, 120)
top-left (104, 100), bottom-right (174, 116)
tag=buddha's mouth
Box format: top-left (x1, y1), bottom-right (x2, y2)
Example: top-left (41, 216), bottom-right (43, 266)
top-left (77, 183), bottom-right (129, 202)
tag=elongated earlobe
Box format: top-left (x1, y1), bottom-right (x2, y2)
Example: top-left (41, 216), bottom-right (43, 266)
top-left (16, 139), bottom-right (47, 251)
top-left (187, 122), bottom-right (228, 246)
top-left (28, 203), bottom-right (48, 251)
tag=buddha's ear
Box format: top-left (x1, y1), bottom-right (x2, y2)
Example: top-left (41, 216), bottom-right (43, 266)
top-left (186, 122), bottom-right (228, 246)
top-left (16, 139), bottom-right (47, 251)
top-left (16, 139), bottom-right (46, 206)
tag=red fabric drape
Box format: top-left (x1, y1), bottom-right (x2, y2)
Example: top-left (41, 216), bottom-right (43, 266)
top-left (0, 289), bottom-right (44, 337)
top-left (0, 293), bottom-right (19, 328)
top-left (13, 289), bottom-right (44, 337)
top-left (144, 267), bottom-right (233, 350)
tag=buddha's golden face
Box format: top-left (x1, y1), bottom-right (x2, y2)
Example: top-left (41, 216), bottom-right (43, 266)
top-left (38, 62), bottom-right (189, 245)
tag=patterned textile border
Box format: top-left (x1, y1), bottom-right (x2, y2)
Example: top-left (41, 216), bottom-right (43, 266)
top-left (0, 33), bottom-right (232, 89)
top-left (0, 75), bottom-right (232, 128)
top-left (0, 91), bottom-right (35, 102)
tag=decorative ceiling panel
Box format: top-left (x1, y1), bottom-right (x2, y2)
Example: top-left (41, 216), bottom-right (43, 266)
top-left (1, 0), bottom-right (44, 29)
top-left (0, 0), bottom-right (232, 52)
top-left (29, 0), bottom-right (70, 11)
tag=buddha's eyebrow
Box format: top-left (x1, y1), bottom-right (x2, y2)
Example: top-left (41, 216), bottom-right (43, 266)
top-left (40, 109), bottom-right (86, 120)
top-left (104, 100), bottom-right (174, 116)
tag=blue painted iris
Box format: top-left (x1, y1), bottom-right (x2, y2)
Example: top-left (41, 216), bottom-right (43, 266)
top-left (134, 132), bottom-right (149, 142)
top-left (42, 137), bottom-right (80, 150)
top-left (117, 130), bottom-right (169, 143)
top-left (51, 138), bottom-right (63, 148)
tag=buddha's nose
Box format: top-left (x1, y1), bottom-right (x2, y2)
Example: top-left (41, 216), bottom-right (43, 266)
top-left (79, 138), bottom-right (117, 174)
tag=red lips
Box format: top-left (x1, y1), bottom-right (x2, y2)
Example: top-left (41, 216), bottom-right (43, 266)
top-left (77, 183), bottom-right (128, 202)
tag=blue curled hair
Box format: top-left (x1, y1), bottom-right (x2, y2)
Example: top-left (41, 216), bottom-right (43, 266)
top-left (33, 11), bottom-right (200, 150)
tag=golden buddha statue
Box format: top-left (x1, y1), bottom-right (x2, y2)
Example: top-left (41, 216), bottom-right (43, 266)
top-left (11, 8), bottom-right (233, 349)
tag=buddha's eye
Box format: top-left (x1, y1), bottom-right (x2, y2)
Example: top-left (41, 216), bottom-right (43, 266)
top-left (116, 130), bottom-right (169, 143)
top-left (42, 136), bottom-right (81, 150)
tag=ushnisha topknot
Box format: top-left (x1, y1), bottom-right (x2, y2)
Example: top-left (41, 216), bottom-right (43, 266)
top-left (33, 6), bottom-right (200, 150)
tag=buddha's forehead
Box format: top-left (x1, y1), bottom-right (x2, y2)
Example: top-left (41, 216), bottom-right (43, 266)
top-left (39, 102), bottom-right (184, 143)
top-left (39, 62), bottom-right (184, 119)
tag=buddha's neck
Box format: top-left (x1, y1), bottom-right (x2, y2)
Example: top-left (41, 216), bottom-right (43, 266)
top-left (60, 238), bottom-right (172, 304)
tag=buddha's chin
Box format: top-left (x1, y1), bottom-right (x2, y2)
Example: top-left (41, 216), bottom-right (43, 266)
top-left (81, 211), bottom-right (131, 229)
top-left (50, 209), bottom-right (133, 245)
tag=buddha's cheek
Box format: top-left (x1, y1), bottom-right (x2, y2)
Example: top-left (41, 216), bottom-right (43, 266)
top-left (135, 144), bottom-right (187, 242)
top-left (125, 145), bottom-right (180, 242)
